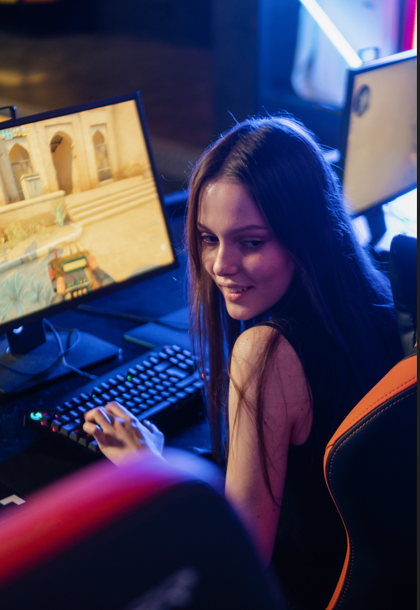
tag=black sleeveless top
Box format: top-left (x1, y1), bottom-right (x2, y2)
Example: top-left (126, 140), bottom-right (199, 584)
top-left (263, 274), bottom-right (401, 609)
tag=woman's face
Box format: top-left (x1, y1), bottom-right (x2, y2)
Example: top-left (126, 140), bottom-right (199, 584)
top-left (198, 179), bottom-right (295, 321)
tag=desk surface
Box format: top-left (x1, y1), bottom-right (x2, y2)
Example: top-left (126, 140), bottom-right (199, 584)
top-left (0, 213), bottom-right (211, 497)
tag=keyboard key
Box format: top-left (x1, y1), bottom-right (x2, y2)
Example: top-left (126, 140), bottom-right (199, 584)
top-left (149, 357), bottom-right (160, 365)
top-left (122, 393), bottom-right (132, 401)
top-left (169, 357), bottom-right (179, 365)
top-left (146, 400), bottom-right (156, 406)
top-left (178, 362), bottom-right (189, 370)
top-left (167, 367), bottom-right (188, 379)
top-left (69, 410), bottom-right (79, 418)
top-left (140, 393), bottom-right (149, 400)
top-left (126, 401), bottom-right (135, 409)
top-left (61, 414), bottom-right (72, 423)
top-left (110, 389), bottom-right (119, 398)
top-left (158, 352), bottom-right (169, 360)
top-left (93, 397), bottom-right (103, 406)
top-left (162, 380), bottom-right (172, 387)
top-left (184, 386), bottom-right (196, 394)
top-left (168, 387), bottom-right (178, 394)
top-left (51, 420), bottom-right (62, 432)
top-left (137, 384), bottom-right (147, 392)
top-left (102, 393), bottom-right (112, 402)
top-left (142, 360), bottom-right (153, 368)
top-left (175, 371), bottom-right (200, 389)
top-left (124, 381), bottom-right (134, 389)
top-left (80, 393), bottom-right (90, 401)
top-left (129, 388), bottom-right (139, 396)
top-left (165, 348), bottom-right (175, 356)
top-left (139, 373), bottom-right (148, 381)
top-left (167, 396), bottom-right (180, 405)
top-left (77, 405), bottom-right (88, 414)
top-left (70, 428), bottom-right (83, 442)
top-left (193, 380), bottom-right (205, 389)
top-left (86, 401), bottom-right (95, 410)
top-left (117, 385), bottom-right (126, 393)
top-left (72, 397), bottom-right (82, 406)
top-left (108, 378), bottom-right (118, 386)
top-left (128, 368), bottom-right (138, 376)
top-left (172, 345), bottom-right (182, 352)
top-left (60, 422), bottom-right (78, 436)
top-left (185, 358), bottom-right (194, 367)
top-left (148, 389), bottom-right (157, 396)
top-left (93, 386), bottom-right (103, 395)
top-left (175, 354), bottom-right (186, 361)
top-left (74, 418), bottom-right (82, 425)
top-left (155, 384), bottom-right (165, 391)
top-left (146, 370), bottom-right (155, 377)
top-left (176, 391), bottom-right (187, 399)
top-left (151, 377), bottom-right (161, 384)
top-left (41, 413), bottom-right (52, 426)
top-left (135, 364), bottom-right (146, 372)
top-left (54, 406), bottom-right (66, 415)
top-left (116, 374), bottom-right (125, 382)
top-left (131, 377), bottom-right (142, 385)
top-left (161, 391), bottom-right (170, 398)
top-left (88, 440), bottom-right (100, 453)
top-left (101, 383), bottom-right (111, 391)
top-left (133, 397), bottom-right (144, 405)
top-left (158, 373), bottom-right (169, 380)
top-left (64, 401), bottom-right (73, 409)
top-left (131, 408), bottom-right (141, 415)
top-left (144, 381), bottom-right (154, 388)
top-left (78, 434), bottom-right (92, 447)
top-left (182, 349), bottom-right (192, 357)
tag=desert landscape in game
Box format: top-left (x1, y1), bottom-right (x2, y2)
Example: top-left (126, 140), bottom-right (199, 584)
top-left (0, 100), bottom-right (174, 324)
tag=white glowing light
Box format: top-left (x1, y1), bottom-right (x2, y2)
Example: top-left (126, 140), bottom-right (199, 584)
top-left (299, 0), bottom-right (363, 68)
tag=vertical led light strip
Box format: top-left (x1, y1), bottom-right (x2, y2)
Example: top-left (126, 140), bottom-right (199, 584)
top-left (299, 0), bottom-right (363, 67)
top-left (402, 0), bottom-right (417, 49)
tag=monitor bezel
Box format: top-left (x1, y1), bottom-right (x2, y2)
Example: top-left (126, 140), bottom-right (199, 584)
top-left (0, 92), bottom-right (179, 335)
top-left (338, 49), bottom-right (417, 215)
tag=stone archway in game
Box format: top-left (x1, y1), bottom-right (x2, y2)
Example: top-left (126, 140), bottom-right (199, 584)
top-left (9, 143), bottom-right (33, 201)
top-left (92, 130), bottom-right (113, 183)
top-left (50, 132), bottom-right (73, 195)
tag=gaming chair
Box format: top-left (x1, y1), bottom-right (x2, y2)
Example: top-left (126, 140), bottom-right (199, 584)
top-left (323, 235), bottom-right (417, 610)
top-left (0, 449), bottom-right (281, 610)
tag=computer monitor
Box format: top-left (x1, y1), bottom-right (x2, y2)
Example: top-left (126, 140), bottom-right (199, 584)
top-left (0, 92), bottom-right (177, 394)
top-left (339, 49), bottom-right (417, 216)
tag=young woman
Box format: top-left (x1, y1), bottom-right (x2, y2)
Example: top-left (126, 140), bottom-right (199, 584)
top-left (84, 117), bottom-right (402, 609)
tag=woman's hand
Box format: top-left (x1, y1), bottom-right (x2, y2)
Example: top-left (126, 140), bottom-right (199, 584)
top-left (83, 402), bottom-right (165, 465)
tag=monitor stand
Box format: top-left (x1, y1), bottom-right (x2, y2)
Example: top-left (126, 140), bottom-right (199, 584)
top-left (0, 320), bottom-right (120, 396)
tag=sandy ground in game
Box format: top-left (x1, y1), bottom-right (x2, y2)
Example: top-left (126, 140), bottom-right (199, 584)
top-left (71, 200), bottom-right (174, 282)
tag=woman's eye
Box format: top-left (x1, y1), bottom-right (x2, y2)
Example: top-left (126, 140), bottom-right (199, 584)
top-left (243, 240), bottom-right (264, 248)
top-left (201, 235), bottom-right (218, 244)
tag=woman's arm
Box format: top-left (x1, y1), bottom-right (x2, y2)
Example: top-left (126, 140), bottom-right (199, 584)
top-left (225, 325), bottom-right (313, 566)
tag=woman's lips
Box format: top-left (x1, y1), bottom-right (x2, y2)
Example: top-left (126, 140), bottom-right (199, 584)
top-left (222, 286), bottom-right (253, 302)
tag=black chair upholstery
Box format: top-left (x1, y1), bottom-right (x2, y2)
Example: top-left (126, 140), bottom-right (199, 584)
top-left (0, 449), bottom-right (281, 610)
top-left (324, 233), bottom-right (417, 609)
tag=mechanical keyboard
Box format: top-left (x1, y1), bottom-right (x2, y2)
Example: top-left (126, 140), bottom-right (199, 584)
top-left (24, 344), bottom-right (204, 458)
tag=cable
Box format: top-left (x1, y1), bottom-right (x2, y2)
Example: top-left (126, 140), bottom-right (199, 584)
top-left (76, 304), bottom-right (189, 331)
top-left (42, 319), bottom-right (97, 381)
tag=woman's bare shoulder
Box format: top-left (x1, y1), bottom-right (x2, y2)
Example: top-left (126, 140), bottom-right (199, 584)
top-left (231, 324), bottom-right (312, 444)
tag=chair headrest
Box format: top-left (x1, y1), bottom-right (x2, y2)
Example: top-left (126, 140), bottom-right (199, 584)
top-left (389, 235), bottom-right (417, 357)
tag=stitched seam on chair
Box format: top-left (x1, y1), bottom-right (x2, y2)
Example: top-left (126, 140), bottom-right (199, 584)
top-left (333, 374), bottom-right (417, 439)
top-left (327, 387), bottom-right (417, 608)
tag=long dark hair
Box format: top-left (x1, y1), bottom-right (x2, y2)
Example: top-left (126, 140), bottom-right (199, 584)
top-left (187, 116), bottom-right (401, 490)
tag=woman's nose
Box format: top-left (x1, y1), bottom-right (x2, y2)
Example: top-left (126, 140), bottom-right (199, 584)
top-left (212, 245), bottom-right (239, 277)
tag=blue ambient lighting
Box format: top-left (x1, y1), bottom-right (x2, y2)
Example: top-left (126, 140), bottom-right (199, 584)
top-left (299, 0), bottom-right (363, 68)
